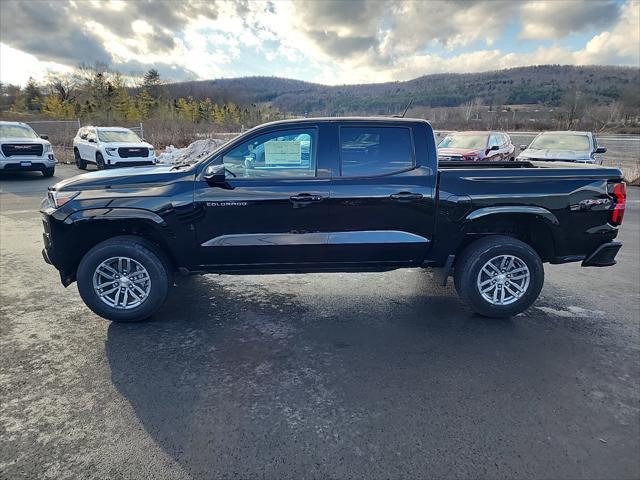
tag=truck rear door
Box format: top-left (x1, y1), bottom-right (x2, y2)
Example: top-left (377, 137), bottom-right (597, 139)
top-left (324, 121), bottom-right (437, 266)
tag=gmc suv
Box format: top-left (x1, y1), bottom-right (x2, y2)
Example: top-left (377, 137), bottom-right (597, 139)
top-left (0, 121), bottom-right (56, 177)
top-left (73, 126), bottom-right (156, 170)
top-left (42, 118), bottom-right (626, 322)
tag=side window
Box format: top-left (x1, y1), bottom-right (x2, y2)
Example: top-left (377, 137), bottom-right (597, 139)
top-left (222, 128), bottom-right (316, 178)
top-left (502, 134), bottom-right (511, 146)
top-left (488, 134), bottom-right (500, 148)
top-left (87, 129), bottom-right (96, 142)
top-left (79, 128), bottom-right (88, 140)
top-left (340, 126), bottom-right (413, 177)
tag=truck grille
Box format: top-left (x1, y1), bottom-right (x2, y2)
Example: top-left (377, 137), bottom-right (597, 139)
top-left (118, 147), bottom-right (149, 158)
top-left (1, 144), bottom-right (43, 157)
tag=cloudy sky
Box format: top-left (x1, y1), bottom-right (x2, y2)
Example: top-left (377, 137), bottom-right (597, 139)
top-left (0, 0), bottom-right (638, 86)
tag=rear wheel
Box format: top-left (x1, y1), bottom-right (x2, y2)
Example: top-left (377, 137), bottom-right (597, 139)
top-left (77, 237), bottom-right (170, 322)
top-left (96, 152), bottom-right (106, 170)
top-left (454, 235), bottom-right (544, 318)
top-left (75, 148), bottom-right (87, 170)
top-left (42, 167), bottom-right (55, 177)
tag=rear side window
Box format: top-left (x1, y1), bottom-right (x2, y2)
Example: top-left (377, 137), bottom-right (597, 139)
top-left (340, 126), bottom-right (413, 177)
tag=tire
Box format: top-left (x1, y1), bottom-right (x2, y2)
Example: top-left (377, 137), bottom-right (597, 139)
top-left (96, 152), bottom-right (105, 170)
top-left (42, 167), bottom-right (55, 177)
top-left (75, 148), bottom-right (87, 170)
top-left (76, 236), bottom-right (170, 322)
top-left (453, 235), bottom-right (544, 318)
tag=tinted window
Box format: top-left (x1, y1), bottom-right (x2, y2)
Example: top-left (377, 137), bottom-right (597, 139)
top-left (222, 128), bottom-right (316, 178)
top-left (340, 127), bottom-right (413, 177)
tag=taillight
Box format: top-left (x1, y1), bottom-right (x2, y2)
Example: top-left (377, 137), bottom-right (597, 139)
top-left (609, 182), bottom-right (627, 226)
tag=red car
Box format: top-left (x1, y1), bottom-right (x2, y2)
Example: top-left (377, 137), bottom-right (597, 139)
top-left (438, 131), bottom-right (515, 161)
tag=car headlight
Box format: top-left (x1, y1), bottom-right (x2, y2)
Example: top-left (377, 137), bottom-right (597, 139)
top-left (47, 190), bottom-right (80, 208)
top-left (43, 144), bottom-right (52, 154)
top-left (105, 147), bottom-right (118, 156)
top-left (149, 148), bottom-right (155, 156)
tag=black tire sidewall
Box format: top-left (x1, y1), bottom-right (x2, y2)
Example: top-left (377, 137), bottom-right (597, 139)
top-left (455, 237), bottom-right (544, 318)
top-left (42, 167), bottom-right (55, 177)
top-left (77, 239), bottom-right (169, 322)
top-left (96, 153), bottom-right (105, 170)
top-left (74, 149), bottom-right (86, 169)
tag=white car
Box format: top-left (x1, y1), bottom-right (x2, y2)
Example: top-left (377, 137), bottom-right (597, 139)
top-left (0, 121), bottom-right (56, 177)
top-left (517, 131), bottom-right (606, 164)
top-left (73, 126), bottom-right (156, 170)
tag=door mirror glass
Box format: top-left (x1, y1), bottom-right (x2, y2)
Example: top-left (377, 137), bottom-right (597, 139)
top-left (595, 147), bottom-right (607, 154)
top-left (203, 164), bottom-right (226, 184)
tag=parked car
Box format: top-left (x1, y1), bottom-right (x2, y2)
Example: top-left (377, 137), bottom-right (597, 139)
top-left (517, 131), bottom-right (606, 164)
top-left (41, 118), bottom-right (626, 322)
top-left (0, 121), bottom-right (55, 177)
top-left (73, 126), bottom-right (156, 170)
top-left (438, 131), bottom-right (515, 162)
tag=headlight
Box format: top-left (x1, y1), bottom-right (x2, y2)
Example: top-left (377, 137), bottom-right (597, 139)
top-left (149, 148), bottom-right (155, 156)
top-left (43, 144), bottom-right (52, 153)
top-left (105, 147), bottom-right (118, 156)
top-left (47, 190), bottom-right (79, 208)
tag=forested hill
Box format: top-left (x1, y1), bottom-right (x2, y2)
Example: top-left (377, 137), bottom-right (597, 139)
top-left (165, 65), bottom-right (639, 116)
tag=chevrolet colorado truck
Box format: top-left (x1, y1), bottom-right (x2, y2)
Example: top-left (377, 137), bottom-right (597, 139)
top-left (41, 118), bottom-right (626, 322)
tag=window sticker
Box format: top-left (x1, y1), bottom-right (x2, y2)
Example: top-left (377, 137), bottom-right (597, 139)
top-left (264, 140), bottom-right (302, 166)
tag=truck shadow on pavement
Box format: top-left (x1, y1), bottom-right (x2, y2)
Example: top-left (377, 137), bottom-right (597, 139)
top-left (104, 273), bottom-right (629, 478)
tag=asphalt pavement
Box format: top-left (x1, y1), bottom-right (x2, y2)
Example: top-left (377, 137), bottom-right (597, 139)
top-left (1, 164), bottom-right (638, 479)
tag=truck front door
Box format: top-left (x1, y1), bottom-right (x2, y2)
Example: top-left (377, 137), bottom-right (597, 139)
top-left (193, 125), bottom-right (331, 270)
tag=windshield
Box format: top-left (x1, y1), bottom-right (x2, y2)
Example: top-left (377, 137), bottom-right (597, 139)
top-left (528, 133), bottom-right (590, 151)
top-left (98, 130), bottom-right (141, 143)
top-left (0, 124), bottom-right (39, 139)
top-left (439, 134), bottom-right (487, 150)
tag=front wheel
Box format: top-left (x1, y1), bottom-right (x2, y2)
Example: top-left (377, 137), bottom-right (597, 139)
top-left (75, 148), bottom-right (87, 170)
top-left (77, 237), bottom-right (170, 322)
top-left (96, 152), bottom-right (106, 170)
top-left (454, 236), bottom-right (544, 318)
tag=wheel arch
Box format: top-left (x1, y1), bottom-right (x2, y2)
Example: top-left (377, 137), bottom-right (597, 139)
top-left (456, 210), bottom-right (558, 263)
top-left (62, 213), bottom-right (177, 282)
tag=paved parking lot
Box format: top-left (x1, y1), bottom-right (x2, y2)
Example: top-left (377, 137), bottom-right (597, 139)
top-left (1, 164), bottom-right (639, 479)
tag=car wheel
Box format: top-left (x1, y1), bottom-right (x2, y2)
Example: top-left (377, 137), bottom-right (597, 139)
top-left (454, 235), bottom-right (544, 318)
top-left (76, 237), bottom-right (170, 322)
top-left (42, 167), bottom-right (55, 177)
top-left (74, 148), bottom-right (87, 170)
top-left (96, 152), bottom-right (106, 170)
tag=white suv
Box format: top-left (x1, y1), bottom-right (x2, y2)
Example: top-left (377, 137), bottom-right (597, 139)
top-left (0, 121), bottom-right (56, 177)
top-left (73, 126), bottom-right (156, 170)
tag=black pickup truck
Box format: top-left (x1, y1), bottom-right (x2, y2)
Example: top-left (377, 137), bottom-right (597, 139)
top-left (41, 118), bottom-right (627, 322)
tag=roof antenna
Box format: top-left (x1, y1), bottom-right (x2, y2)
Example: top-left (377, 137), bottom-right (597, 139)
top-left (393, 99), bottom-right (413, 118)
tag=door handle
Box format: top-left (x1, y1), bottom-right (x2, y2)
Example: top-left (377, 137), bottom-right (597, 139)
top-left (390, 192), bottom-right (423, 201)
top-left (289, 194), bottom-right (324, 203)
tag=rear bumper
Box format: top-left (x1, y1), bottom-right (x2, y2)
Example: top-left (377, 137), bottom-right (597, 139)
top-left (582, 241), bottom-right (622, 267)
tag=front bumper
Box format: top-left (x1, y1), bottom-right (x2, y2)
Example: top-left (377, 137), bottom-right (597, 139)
top-left (0, 155), bottom-right (56, 170)
top-left (582, 241), bottom-right (622, 267)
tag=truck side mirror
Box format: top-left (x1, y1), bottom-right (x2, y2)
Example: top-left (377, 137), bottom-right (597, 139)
top-left (519, 144), bottom-right (528, 151)
top-left (40, 134), bottom-right (49, 140)
top-left (203, 164), bottom-right (226, 184)
top-left (490, 145), bottom-right (500, 151)
top-left (595, 147), bottom-right (607, 154)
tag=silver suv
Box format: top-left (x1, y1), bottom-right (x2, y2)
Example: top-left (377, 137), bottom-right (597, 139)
top-left (0, 121), bottom-right (56, 177)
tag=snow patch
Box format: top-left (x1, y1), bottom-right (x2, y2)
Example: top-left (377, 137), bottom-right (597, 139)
top-left (157, 138), bottom-right (227, 164)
